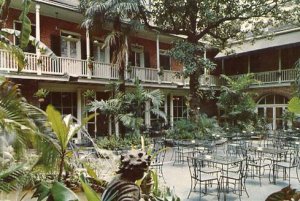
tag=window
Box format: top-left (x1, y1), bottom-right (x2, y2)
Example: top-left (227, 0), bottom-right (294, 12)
top-left (130, 45), bottom-right (144, 67)
top-left (93, 40), bottom-right (105, 62)
top-left (14, 21), bottom-right (36, 53)
top-left (173, 96), bottom-right (187, 121)
top-left (41, 92), bottom-right (77, 118)
top-left (159, 50), bottom-right (171, 70)
top-left (256, 94), bottom-right (289, 130)
top-left (60, 32), bottom-right (81, 59)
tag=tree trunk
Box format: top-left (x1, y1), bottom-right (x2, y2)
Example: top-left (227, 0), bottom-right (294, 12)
top-left (187, 36), bottom-right (203, 122)
top-left (58, 152), bottom-right (65, 182)
top-left (0, 0), bottom-right (11, 30)
top-left (189, 69), bottom-right (202, 122)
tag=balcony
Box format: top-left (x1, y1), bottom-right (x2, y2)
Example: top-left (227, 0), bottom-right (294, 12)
top-left (228, 69), bottom-right (297, 87)
top-left (0, 50), bottom-right (189, 87)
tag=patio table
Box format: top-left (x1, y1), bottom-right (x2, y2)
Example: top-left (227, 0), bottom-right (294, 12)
top-left (247, 146), bottom-right (288, 184)
top-left (196, 154), bottom-right (245, 200)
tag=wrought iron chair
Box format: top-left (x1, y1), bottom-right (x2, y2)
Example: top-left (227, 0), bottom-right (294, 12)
top-left (220, 159), bottom-right (249, 200)
top-left (150, 147), bottom-right (166, 179)
top-left (187, 156), bottom-right (220, 200)
top-left (274, 150), bottom-right (300, 184)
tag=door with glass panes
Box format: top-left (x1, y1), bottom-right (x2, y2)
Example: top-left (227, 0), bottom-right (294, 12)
top-left (257, 94), bottom-right (288, 130)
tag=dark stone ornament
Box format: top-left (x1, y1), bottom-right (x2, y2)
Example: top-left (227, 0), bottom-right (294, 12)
top-left (101, 150), bottom-right (151, 201)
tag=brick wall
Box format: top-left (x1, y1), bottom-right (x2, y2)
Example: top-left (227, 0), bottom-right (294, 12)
top-left (248, 86), bottom-right (293, 102)
top-left (11, 78), bottom-right (39, 107)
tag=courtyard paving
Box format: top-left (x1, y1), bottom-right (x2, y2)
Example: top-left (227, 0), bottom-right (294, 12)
top-left (162, 141), bottom-right (300, 201)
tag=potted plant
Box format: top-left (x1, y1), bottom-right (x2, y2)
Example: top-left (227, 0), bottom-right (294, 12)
top-left (157, 66), bottom-right (164, 77)
top-left (34, 88), bottom-right (49, 102)
top-left (83, 89), bottom-right (96, 103)
top-left (87, 57), bottom-right (94, 70)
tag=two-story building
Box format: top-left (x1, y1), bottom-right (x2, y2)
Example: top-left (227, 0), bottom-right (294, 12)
top-left (214, 26), bottom-right (300, 130)
top-left (0, 0), bottom-right (190, 140)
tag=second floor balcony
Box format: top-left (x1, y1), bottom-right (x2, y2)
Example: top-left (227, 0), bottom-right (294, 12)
top-left (0, 50), bottom-right (189, 87)
top-left (0, 49), bottom-right (297, 89)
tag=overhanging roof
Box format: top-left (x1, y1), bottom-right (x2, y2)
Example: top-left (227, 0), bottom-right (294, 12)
top-left (216, 28), bottom-right (300, 59)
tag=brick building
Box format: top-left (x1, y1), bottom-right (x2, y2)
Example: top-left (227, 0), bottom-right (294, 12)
top-left (1, 0), bottom-right (189, 140)
top-left (214, 26), bottom-right (300, 130)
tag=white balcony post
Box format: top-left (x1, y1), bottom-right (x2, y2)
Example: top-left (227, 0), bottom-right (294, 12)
top-left (156, 34), bottom-right (161, 83)
top-left (247, 55), bottom-right (250, 73)
top-left (108, 115), bottom-right (112, 136)
top-left (278, 49), bottom-right (282, 83)
top-left (35, 3), bottom-right (41, 75)
top-left (170, 94), bottom-right (174, 127)
top-left (164, 95), bottom-right (168, 124)
top-left (114, 116), bottom-right (119, 138)
top-left (125, 35), bottom-right (128, 79)
top-left (77, 89), bottom-right (82, 143)
top-left (145, 100), bottom-right (151, 128)
top-left (86, 28), bottom-right (92, 79)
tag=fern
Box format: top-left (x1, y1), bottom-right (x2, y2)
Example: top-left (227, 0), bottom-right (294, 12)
top-left (0, 164), bottom-right (31, 193)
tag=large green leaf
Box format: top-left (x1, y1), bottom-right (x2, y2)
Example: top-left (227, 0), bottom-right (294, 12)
top-left (79, 175), bottom-right (101, 201)
top-left (51, 182), bottom-right (79, 201)
top-left (288, 97), bottom-right (300, 114)
top-left (46, 105), bottom-right (68, 152)
top-left (31, 182), bottom-right (51, 201)
top-left (18, 0), bottom-right (31, 49)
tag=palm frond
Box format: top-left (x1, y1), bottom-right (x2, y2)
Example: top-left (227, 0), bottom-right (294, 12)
top-left (0, 164), bottom-right (32, 193)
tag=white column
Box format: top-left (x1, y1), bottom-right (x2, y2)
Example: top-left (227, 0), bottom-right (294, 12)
top-left (221, 59), bottom-right (225, 74)
top-left (114, 116), bottom-right (119, 138)
top-left (145, 100), bottom-right (151, 128)
top-left (77, 89), bottom-right (82, 143)
top-left (170, 94), bottom-right (174, 127)
top-left (247, 55), bottom-right (250, 73)
top-left (35, 3), bottom-right (41, 75)
top-left (156, 34), bottom-right (161, 83)
top-left (164, 95), bottom-right (168, 124)
top-left (125, 35), bottom-right (128, 79)
top-left (278, 49), bottom-right (282, 83)
top-left (204, 46), bottom-right (207, 75)
top-left (86, 28), bottom-right (92, 79)
top-left (108, 115), bottom-right (112, 136)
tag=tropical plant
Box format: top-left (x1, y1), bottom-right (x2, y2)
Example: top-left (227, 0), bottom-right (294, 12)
top-left (43, 105), bottom-right (94, 181)
top-left (90, 79), bottom-right (165, 138)
top-left (0, 0), bottom-right (32, 71)
top-left (34, 88), bottom-right (50, 100)
top-left (0, 164), bottom-right (32, 193)
top-left (83, 89), bottom-right (96, 101)
top-left (217, 74), bottom-right (257, 130)
top-left (80, 0), bottom-right (144, 94)
top-left (140, 0), bottom-right (299, 120)
top-left (0, 77), bottom-right (38, 157)
top-left (32, 181), bottom-right (80, 201)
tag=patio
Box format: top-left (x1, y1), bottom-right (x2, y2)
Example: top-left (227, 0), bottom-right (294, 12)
top-left (159, 138), bottom-right (300, 201)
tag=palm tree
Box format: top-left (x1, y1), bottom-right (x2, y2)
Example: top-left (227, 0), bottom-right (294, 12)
top-left (90, 79), bottom-right (166, 137)
top-left (80, 0), bottom-right (145, 94)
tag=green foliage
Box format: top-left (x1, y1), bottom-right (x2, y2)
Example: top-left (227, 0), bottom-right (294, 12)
top-left (0, 164), bottom-right (32, 193)
top-left (288, 97), bottom-right (300, 114)
top-left (18, 0), bottom-right (31, 49)
top-left (90, 79), bottom-right (165, 136)
top-left (167, 114), bottom-right (221, 140)
top-left (168, 40), bottom-right (216, 78)
top-left (83, 89), bottom-right (96, 100)
top-left (218, 74), bottom-right (257, 129)
top-left (45, 105), bottom-right (94, 181)
top-left (294, 58), bottom-right (300, 96)
top-left (34, 88), bottom-right (49, 99)
top-left (96, 135), bottom-right (151, 150)
top-left (79, 175), bottom-right (102, 201)
top-left (32, 181), bottom-right (80, 201)
top-left (0, 77), bottom-right (38, 156)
